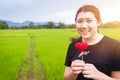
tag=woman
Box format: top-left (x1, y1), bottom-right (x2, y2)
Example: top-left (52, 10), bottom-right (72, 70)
top-left (64, 5), bottom-right (120, 80)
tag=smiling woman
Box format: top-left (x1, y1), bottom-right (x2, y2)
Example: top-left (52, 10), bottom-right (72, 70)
top-left (64, 4), bottom-right (120, 80)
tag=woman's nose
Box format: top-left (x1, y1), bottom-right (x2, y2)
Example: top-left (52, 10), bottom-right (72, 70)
top-left (81, 22), bottom-right (88, 28)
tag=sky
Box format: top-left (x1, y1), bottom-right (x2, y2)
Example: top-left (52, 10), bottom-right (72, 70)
top-left (0, 0), bottom-right (120, 24)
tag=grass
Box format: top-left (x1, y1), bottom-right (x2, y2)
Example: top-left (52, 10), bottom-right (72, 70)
top-left (0, 28), bottom-right (120, 80)
top-left (35, 29), bottom-right (77, 80)
top-left (0, 30), bottom-right (29, 80)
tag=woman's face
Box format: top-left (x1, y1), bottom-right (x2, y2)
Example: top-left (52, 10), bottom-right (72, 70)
top-left (75, 11), bottom-right (100, 39)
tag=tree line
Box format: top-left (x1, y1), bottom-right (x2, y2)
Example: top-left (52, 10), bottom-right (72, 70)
top-left (101, 21), bottom-right (120, 28)
top-left (0, 21), bottom-right (120, 29)
top-left (0, 21), bottom-right (75, 29)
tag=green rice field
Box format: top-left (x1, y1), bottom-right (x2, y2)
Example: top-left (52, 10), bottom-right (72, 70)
top-left (0, 28), bottom-right (120, 80)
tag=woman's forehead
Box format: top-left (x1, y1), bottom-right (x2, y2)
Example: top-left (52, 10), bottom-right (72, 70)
top-left (76, 11), bottom-right (96, 20)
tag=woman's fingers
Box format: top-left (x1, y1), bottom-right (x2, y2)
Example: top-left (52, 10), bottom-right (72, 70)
top-left (82, 63), bottom-right (102, 79)
top-left (71, 60), bottom-right (85, 75)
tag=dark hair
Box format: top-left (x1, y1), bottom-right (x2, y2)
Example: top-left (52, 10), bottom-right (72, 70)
top-left (75, 4), bottom-right (101, 23)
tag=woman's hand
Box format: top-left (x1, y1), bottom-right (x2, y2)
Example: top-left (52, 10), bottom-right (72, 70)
top-left (82, 63), bottom-right (105, 80)
top-left (71, 61), bottom-right (119, 80)
top-left (71, 60), bottom-right (85, 75)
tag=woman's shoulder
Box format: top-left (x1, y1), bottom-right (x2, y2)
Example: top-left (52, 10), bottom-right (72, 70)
top-left (103, 36), bottom-right (120, 45)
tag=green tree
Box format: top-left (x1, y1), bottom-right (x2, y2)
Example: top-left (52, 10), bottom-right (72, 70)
top-left (57, 22), bottom-right (65, 28)
top-left (29, 22), bottom-right (35, 29)
top-left (46, 21), bottom-right (55, 28)
top-left (0, 22), bottom-right (8, 29)
top-left (102, 21), bottom-right (120, 28)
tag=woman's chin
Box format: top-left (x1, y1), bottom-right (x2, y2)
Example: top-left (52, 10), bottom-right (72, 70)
top-left (81, 35), bottom-right (90, 39)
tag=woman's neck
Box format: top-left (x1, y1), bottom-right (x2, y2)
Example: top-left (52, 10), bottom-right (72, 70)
top-left (82, 33), bottom-right (104, 45)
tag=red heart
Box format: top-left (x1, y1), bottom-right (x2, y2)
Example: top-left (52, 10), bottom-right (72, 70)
top-left (75, 42), bottom-right (88, 51)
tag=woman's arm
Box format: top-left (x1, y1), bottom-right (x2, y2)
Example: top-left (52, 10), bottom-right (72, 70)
top-left (64, 60), bottom-right (85, 80)
top-left (94, 71), bottom-right (120, 80)
top-left (64, 67), bottom-right (77, 80)
top-left (82, 63), bottom-right (120, 80)
top-left (110, 71), bottom-right (120, 80)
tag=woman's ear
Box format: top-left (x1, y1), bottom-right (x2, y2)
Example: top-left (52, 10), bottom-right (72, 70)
top-left (97, 22), bottom-right (102, 28)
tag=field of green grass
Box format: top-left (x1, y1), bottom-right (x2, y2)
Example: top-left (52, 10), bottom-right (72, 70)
top-left (0, 30), bottom-right (29, 80)
top-left (0, 28), bottom-right (120, 80)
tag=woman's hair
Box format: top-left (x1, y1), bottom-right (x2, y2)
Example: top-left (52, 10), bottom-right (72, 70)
top-left (71, 5), bottom-right (101, 42)
top-left (75, 4), bottom-right (101, 23)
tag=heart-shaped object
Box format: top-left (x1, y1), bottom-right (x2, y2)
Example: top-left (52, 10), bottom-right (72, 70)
top-left (75, 42), bottom-right (88, 51)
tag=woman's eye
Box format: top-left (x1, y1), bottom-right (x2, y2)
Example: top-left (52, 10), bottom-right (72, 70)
top-left (87, 20), bottom-right (92, 23)
top-left (77, 20), bottom-right (83, 23)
